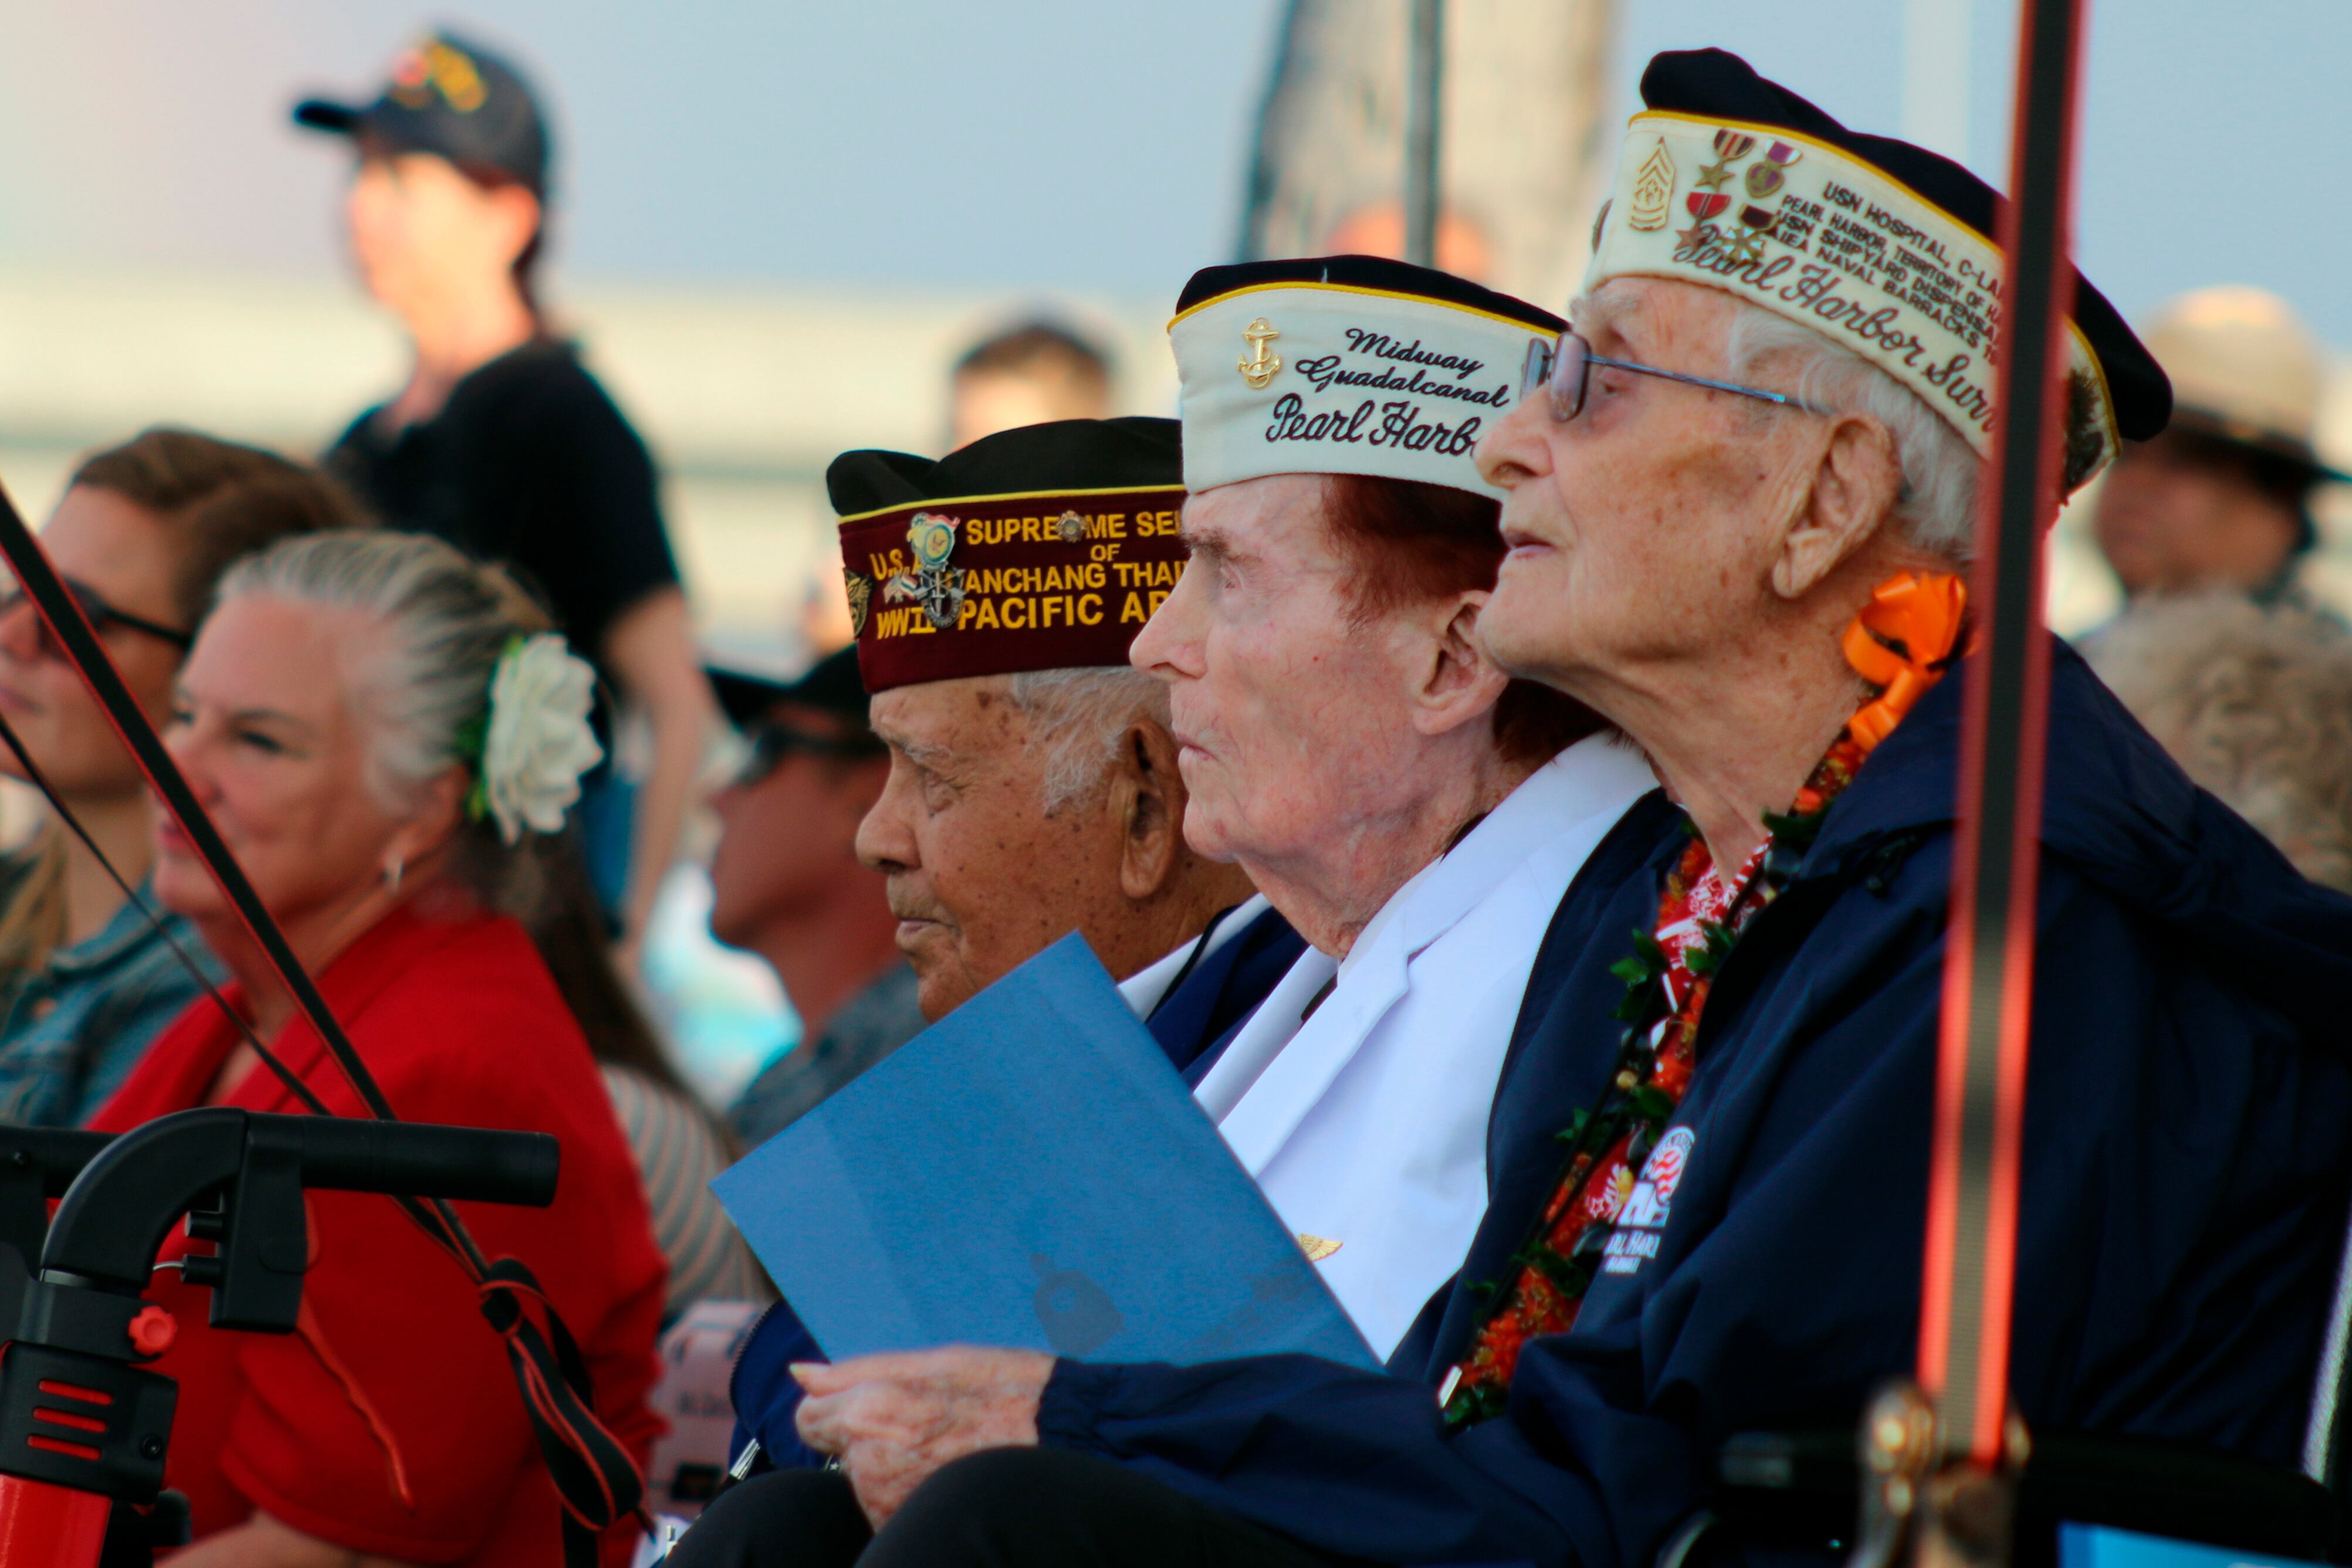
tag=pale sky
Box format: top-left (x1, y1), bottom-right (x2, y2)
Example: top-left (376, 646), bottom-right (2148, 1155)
top-left (1, 1), bottom-right (2347, 339)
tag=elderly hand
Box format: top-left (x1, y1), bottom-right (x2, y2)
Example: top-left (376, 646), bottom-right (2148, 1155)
top-left (793, 1347), bottom-right (1054, 1528)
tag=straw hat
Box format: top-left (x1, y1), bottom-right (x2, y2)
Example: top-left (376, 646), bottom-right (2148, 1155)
top-left (2140, 287), bottom-right (2345, 479)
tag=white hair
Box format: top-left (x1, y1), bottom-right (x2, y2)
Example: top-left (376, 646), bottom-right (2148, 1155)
top-left (1708, 297), bottom-right (2112, 563)
top-left (216, 530), bottom-right (555, 910)
top-left (1005, 666), bottom-right (1170, 815)
top-left (1718, 300), bottom-right (1984, 563)
top-left (220, 530), bottom-right (548, 812)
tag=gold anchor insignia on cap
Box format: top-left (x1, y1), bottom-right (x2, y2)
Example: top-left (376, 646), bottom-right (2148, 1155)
top-left (1238, 317), bottom-right (1282, 390)
top-left (1297, 1234), bottom-right (1342, 1262)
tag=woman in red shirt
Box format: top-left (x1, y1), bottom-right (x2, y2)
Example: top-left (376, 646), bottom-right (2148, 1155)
top-left (91, 530), bottom-right (666, 1566)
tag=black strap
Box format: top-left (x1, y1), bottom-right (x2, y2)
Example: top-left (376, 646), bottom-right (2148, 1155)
top-left (0, 483), bottom-right (645, 1556)
top-left (0, 707), bottom-right (334, 1120)
top-left (479, 1260), bottom-right (647, 1564)
top-left (1142, 902), bottom-right (1234, 1024)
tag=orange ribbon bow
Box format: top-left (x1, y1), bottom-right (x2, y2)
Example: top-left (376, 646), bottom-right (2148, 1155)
top-left (1840, 571), bottom-right (1969, 755)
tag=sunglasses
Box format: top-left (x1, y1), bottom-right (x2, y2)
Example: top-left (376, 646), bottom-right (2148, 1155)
top-left (0, 577), bottom-right (194, 661)
top-left (732, 721), bottom-right (882, 788)
top-left (1520, 328), bottom-right (1830, 424)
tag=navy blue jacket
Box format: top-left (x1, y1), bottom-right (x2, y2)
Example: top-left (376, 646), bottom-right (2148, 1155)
top-left (1150, 902), bottom-right (1311, 1081)
top-left (727, 902), bottom-right (1308, 1469)
top-left (1034, 643), bottom-right (2352, 1568)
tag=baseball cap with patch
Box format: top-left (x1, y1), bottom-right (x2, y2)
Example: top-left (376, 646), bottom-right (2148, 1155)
top-left (1169, 255), bottom-right (1565, 500)
top-left (832, 418), bottom-right (1187, 695)
top-left (1586, 48), bottom-right (2168, 492)
top-left (293, 31), bottom-right (550, 195)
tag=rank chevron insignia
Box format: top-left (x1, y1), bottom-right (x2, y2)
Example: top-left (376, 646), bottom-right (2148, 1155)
top-left (1628, 138), bottom-right (1676, 232)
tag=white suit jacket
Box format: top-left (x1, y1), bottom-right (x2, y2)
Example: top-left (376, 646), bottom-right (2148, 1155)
top-left (1192, 733), bottom-right (1655, 1358)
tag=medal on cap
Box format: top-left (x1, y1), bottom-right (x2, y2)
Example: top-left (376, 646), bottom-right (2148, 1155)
top-left (1744, 140), bottom-right (1802, 199)
top-left (881, 513), bottom-right (968, 632)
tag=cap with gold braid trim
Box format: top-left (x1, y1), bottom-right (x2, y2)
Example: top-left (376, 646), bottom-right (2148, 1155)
top-left (832, 418), bottom-right (1187, 695)
top-left (1169, 256), bottom-right (1564, 500)
top-left (1587, 49), bottom-right (2170, 492)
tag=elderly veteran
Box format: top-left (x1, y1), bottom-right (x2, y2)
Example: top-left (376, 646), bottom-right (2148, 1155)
top-left (1139, 256), bottom-right (1661, 1362)
top-left (715, 416), bottom-right (1308, 1479)
top-left (1467, 48), bottom-right (2347, 1562)
top-left (689, 54), bottom-right (2352, 1568)
top-left (834, 415), bottom-right (1291, 1039)
top-left (672, 259), bottom-right (1679, 1568)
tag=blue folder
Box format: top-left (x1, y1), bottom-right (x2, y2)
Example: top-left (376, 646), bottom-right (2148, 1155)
top-left (713, 933), bottom-right (1379, 1370)
top-left (2060, 1523), bottom-right (2326, 1568)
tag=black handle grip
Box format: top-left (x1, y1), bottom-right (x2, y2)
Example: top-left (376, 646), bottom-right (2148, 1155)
top-left (285, 1118), bottom-right (559, 1207)
top-left (45, 1109), bottom-right (562, 1292)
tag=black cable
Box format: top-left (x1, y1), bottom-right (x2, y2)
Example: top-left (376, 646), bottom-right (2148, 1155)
top-left (0, 491), bottom-right (479, 1262)
top-left (0, 706), bottom-right (333, 1118)
top-left (0, 483), bottom-right (641, 1555)
top-left (0, 704), bottom-right (478, 1261)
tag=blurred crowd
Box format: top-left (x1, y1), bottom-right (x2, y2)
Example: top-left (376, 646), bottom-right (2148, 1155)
top-left (4, 25), bottom-right (2350, 1568)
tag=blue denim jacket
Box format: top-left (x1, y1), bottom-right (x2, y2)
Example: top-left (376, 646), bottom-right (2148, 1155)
top-left (0, 882), bottom-right (217, 1127)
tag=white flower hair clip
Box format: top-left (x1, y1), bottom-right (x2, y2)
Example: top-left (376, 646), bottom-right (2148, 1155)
top-left (466, 633), bottom-right (604, 845)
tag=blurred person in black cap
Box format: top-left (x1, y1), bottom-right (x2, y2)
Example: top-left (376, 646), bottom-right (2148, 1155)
top-left (948, 320), bottom-right (1114, 452)
top-left (2090, 286), bottom-right (2344, 614)
top-left (706, 645), bottom-right (922, 1149)
top-left (672, 50), bottom-right (2352, 1568)
top-left (293, 31), bottom-right (718, 964)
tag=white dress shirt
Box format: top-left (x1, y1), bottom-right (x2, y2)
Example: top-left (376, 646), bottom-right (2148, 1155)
top-left (1191, 733), bottom-right (1656, 1359)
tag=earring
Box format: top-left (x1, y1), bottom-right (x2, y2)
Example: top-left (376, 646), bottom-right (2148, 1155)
top-left (383, 855), bottom-right (404, 896)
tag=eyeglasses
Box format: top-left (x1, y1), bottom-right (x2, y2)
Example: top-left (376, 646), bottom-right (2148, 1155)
top-left (0, 577), bottom-right (194, 661)
top-left (1520, 328), bottom-right (1830, 424)
top-left (732, 721), bottom-right (882, 788)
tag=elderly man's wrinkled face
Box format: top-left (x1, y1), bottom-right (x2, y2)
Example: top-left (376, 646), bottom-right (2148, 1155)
top-left (1476, 278), bottom-right (1815, 695)
top-left (1129, 475), bottom-right (1473, 874)
top-left (857, 676), bottom-right (1130, 1020)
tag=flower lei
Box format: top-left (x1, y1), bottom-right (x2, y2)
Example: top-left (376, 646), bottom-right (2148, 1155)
top-left (1437, 571), bottom-right (1968, 1429)
top-left (456, 633), bottom-right (605, 846)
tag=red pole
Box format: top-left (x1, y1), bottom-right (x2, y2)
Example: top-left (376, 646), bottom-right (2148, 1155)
top-left (1915, 0), bottom-right (2092, 1467)
top-left (0, 1475), bottom-right (110, 1568)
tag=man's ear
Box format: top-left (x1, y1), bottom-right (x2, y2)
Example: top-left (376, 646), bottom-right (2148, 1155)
top-left (1769, 414), bottom-right (1904, 600)
top-left (1114, 720), bottom-right (1186, 901)
top-left (1409, 591), bottom-right (1512, 739)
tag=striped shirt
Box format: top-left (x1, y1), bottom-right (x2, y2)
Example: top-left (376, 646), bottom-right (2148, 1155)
top-left (601, 1065), bottom-right (769, 1321)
